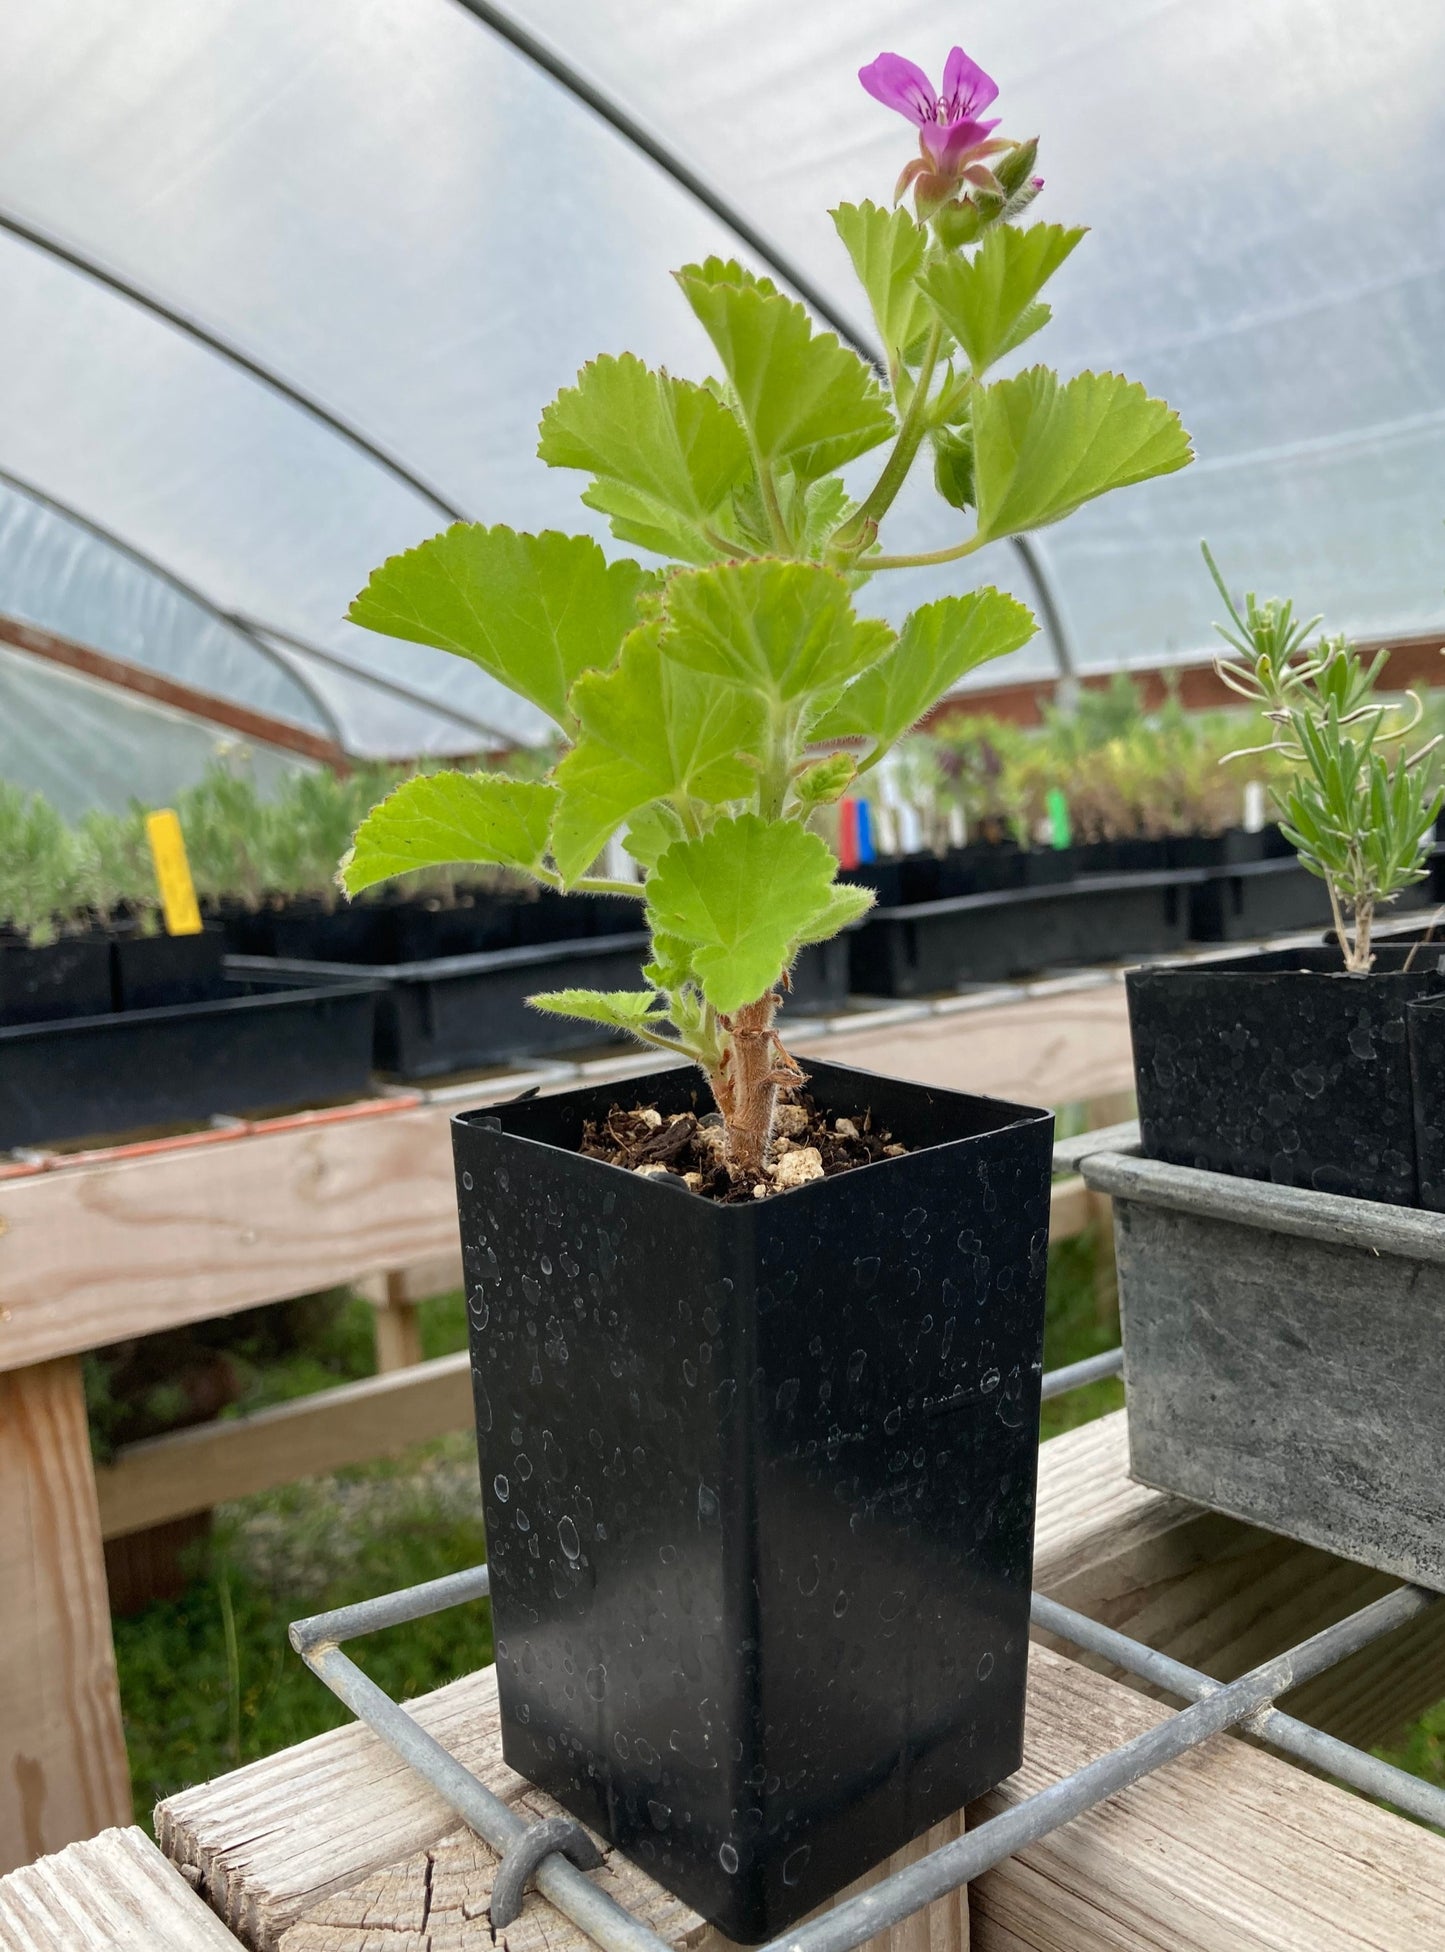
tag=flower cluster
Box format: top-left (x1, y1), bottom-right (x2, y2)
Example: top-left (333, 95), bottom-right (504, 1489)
top-left (861, 45), bottom-right (1041, 242)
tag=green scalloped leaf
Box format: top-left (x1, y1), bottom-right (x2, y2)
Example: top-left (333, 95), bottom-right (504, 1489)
top-left (812, 589), bottom-right (1036, 754)
top-left (831, 200), bottom-right (932, 365)
top-left (340, 773), bottom-right (555, 896)
top-left (676, 263), bottom-right (895, 482)
top-left (921, 223), bottom-right (1085, 376)
top-left (348, 525), bottom-right (652, 731)
top-left (550, 624), bottom-right (765, 883)
top-left (538, 353), bottom-right (752, 564)
top-left (646, 814), bottom-right (871, 1014)
top-left (660, 560), bottom-right (893, 706)
top-left (972, 369), bottom-right (1194, 543)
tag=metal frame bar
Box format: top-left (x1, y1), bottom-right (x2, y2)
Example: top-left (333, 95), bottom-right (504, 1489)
top-left (290, 1347), bottom-right (1444, 1952)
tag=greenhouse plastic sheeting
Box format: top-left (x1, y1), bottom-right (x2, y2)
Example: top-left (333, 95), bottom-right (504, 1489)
top-left (0, 0), bottom-right (1440, 771)
top-left (0, 647), bottom-right (309, 818)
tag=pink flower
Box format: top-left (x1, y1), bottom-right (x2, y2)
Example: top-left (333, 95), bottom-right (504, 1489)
top-left (859, 46), bottom-right (1001, 174)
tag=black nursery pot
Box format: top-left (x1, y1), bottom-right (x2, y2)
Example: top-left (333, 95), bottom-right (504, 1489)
top-left (454, 1058), bottom-right (1052, 1941)
top-left (0, 932), bottom-right (113, 1025)
top-left (1129, 944), bottom-right (1445, 1205)
top-left (1408, 991), bottom-right (1445, 1212)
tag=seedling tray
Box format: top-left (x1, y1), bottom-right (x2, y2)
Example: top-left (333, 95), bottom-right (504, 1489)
top-left (0, 962), bottom-right (382, 1150)
top-left (848, 871), bottom-right (1198, 997)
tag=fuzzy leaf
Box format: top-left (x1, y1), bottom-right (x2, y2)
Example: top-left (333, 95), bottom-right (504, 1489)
top-left (931, 421), bottom-right (976, 511)
top-left (529, 989), bottom-right (667, 1031)
top-left (340, 773), bottom-right (555, 896)
top-left (623, 802), bottom-right (689, 871)
top-left (661, 560), bottom-right (893, 706)
top-left (551, 625), bottom-right (765, 883)
top-left (812, 590), bottom-right (1035, 754)
top-left (538, 354), bottom-right (752, 564)
top-left (921, 224), bottom-right (1085, 376)
top-left (646, 814), bottom-right (867, 1013)
top-left (972, 369), bottom-right (1193, 542)
top-left (348, 525), bottom-right (651, 731)
top-left (831, 201), bottom-right (932, 363)
top-left (676, 263), bottom-right (895, 482)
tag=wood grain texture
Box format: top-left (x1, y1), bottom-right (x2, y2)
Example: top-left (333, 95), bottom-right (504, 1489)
top-left (0, 1105), bottom-right (458, 1373)
top-left (968, 1645), bottom-right (1445, 1952)
top-left (0, 1824), bottom-right (242, 1949)
top-left (95, 1354), bottom-right (475, 1539)
top-left (815, 987), bottom-right (1134, 1110)
top-left (0, 1362), bottom-right (130, 1876)
top-left (1032, 1413), bottom-right (1445, 1750)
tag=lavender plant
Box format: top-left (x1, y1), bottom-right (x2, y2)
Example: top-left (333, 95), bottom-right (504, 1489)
top-left (341, 46), bottom-right (1193, 1172)
top-left (1206, 544), bottom-right (1443, 971)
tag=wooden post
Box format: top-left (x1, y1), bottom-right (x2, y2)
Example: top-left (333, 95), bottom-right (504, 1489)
top-left (372, 1273), bottom-right (424, 1373)
top-left (0, 1359), bottom-right (130, 1874)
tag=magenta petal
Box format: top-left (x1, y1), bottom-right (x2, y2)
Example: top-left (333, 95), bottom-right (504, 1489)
top-left (920, 115), bottom-right (1001, 171)
top-left (859, 51), bottom-right (938, 125)
top-left (940, 45), bottom-right (999, 117)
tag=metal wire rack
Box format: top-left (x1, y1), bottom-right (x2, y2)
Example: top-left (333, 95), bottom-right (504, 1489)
top-left (291, 1343), bottom-right (1445, 1952)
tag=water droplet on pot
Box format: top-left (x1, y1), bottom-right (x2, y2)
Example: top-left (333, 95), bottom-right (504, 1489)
top-left (516, 1509), bottom-right (531, 1532)
top-left (495, 1167), bottom-right (509, 1191)
top-left (493, 1474), bottom-right (510, 1502)
top-left (683, 1359), bottom-right (697, 1387)
top-left (659, 1543), bottom-right (677, 1565)
top-left (782, 1843), bottom-right (811, 1886)
top-left (540, 1253), bottom-right (552, 1275)
top-left (461, 1170), bottom-right (474, 1191)
top-left (982, 1368), bottom-right (1000, 1393)
top-left (473, 1380), bottom-right (493, 1434)
top-left (613, 1730), bottom-right (631, 1759)
top-left (853, 1255), bottom-right (880, 1288)
top-left (648, 1799), bottom-right (671, 1830)
top-left (516, 1452), bottom-right (533, 1480)
top-left (883, 1406), bottom-right (902, 1434)
top-left (585, 1664), bottom-right (607, 1701)
top-left (797, 1555), bottom-right (820, 1596)
top-left (901, 1206), bottom-right (927, 1236)
top-left (832, 1590), bottom-right (848, 1618)
top-left (557, 1515), bottom-right (581, 1561)
top-left (977, 1650), bottom-right (995, 1680)
top-left (516, 1703), bottom-right (529, 1722)
top-left (718, 1843), bottom-right (739, 1875)
top-left (847, 1349), bottom-right (867, 1384)
top-left (697, 1484), bottom-right (719, 1522)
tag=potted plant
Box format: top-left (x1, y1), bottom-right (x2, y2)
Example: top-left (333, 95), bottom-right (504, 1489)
top-left (1088, 555), bottom-right (1445, 1591)
top-left (340, 44), bottom-right (1190, 1940)
top-left (1127, 548), bottom-right (1444, 1206)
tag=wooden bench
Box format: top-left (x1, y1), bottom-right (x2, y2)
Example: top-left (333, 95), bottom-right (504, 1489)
top-left (0, 1825), bottom-right (239, 1950)
top-left (149, 1411), bottom-right (1445, 1952)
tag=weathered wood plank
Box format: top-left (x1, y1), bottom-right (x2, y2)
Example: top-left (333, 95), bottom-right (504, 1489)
top-left (814, 986), bottom-right (1134, 1109)
top-left (0, 1104), bottom-right (459, 1373)
top-left (0, 1824), bottom-right (241, 1949)
top-left (969, 1645), bottom-right (1445, 1951)
top-left (94, 1354), bottom-right (475, 1540)
top-left (1033, 1412), bottom-right (1445, 1749)
top-left (0, 1361), bottom-right (131, 1876)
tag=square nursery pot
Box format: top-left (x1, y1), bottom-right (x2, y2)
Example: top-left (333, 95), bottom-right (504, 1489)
top-left (1082, 1146), bottom-right (1445, 1590)
top-left (453, 1058), bottom-right (1053, 1940)
top-left (0, 932), bottom-right (113, 1025)
top-left (1127, 944), bottom-right (1445, 1205)
top-left (1408, 992), bottom-right (1445, 1211)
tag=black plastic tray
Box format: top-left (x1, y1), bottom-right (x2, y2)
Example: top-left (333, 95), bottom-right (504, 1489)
top-left (0, 963), bottom-right (382, 1151)
top-left (848, 871), bottom-right (1199, 996)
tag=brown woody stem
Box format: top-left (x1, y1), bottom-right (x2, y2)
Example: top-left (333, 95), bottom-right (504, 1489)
top-left (713, 992), bottom-right (804, 1174)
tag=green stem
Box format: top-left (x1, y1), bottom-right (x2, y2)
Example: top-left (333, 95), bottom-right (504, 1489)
top-left (536, 867), bottom-right (645, 899)
top-left (851, 319), bottom-right (944, 533)
top-left (866, 532), bottom-right (986, 572)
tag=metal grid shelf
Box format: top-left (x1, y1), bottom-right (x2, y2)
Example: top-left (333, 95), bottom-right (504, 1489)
top-left (291, 1354), bottom-right (1445, 1952)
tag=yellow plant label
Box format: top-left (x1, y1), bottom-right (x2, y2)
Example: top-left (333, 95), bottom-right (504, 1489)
top-left (145, 809), bottom-right (204, 936)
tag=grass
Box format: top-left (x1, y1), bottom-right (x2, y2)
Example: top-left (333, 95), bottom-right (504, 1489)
top-left (109, 1223), bottom-right (1440, 1831)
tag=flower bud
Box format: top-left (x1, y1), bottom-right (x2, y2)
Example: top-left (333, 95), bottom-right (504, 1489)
top-left (994, 137), bottom-right (1039, 196)
top-left (933, 196), bottom-right (986, 248)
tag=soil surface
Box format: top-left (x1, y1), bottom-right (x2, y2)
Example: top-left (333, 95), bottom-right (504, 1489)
top-left (579, 1092), bottom-right (906, 1202)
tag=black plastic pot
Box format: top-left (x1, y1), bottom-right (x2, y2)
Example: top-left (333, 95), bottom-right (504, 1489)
top-left (1129, 944), bottom-right (1445, 1205)
top-left (1167, 826), bottom-right (1276, 869)
top-left (0, 933), bottom-right (113, 1026)
top-left (111, 927), bottom-right (228, 1011)
top-left (1072, 837), bottom-right (1173, 876)
top-left (0, 964), bottom-right (381, 1150)
top-left (783, 935), bottom-right (852, 1016)
top-left (1185, 857), bottom-right (1337, 942)
top-left (840, 853), bottom-right (941, 907)
top-left (1408, 989), bottom-right (1445, 1211)
top-left (849, 872), bottom-right (1194, 997)
top-left (454, 1057), bottom-right (1052, 1939)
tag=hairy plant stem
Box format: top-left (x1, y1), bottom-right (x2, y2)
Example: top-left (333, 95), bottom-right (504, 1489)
top-left (535, 870), bottom-right (644, 899)
top-left (866, 532), bottom-right (986, 572)
top-left (853, 320), bottom-right (944, 532)
top-left (713, 991), bottom-right (804, 1174)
